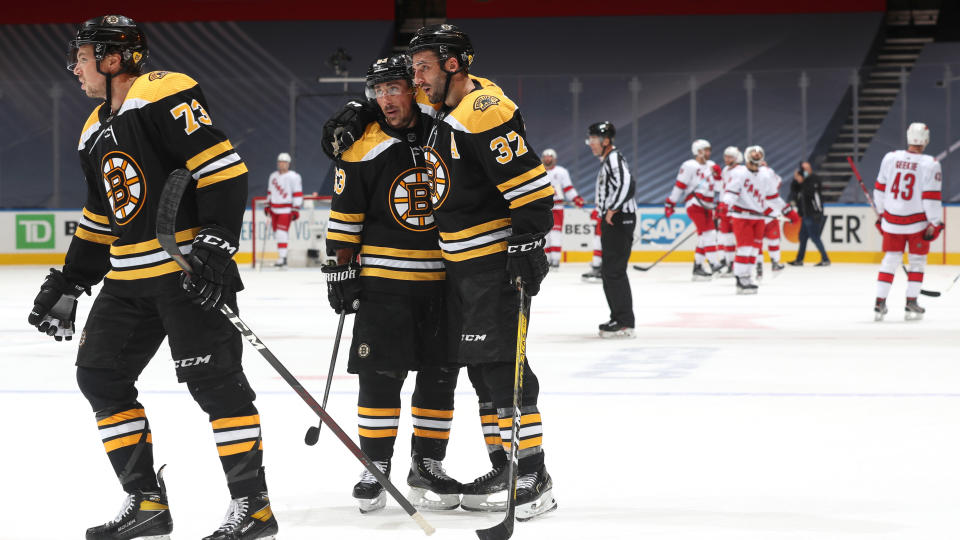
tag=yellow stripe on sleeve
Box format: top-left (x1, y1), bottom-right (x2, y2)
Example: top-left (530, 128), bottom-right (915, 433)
top-left (105, 261), bottom-right (182, 281)
top-left (186, 140), bottom-right (234, 171)
top-left (359, 268), bottom-right (445, 281)
top-left (330, 211), bottom-right (365, 223)
top-left (438, 218), bottom-right (512, 241)
top-left (82, 208), bottom-right (110, 225)
top-left (360, 246), bottom-right (442, 259)
top-left (509, 185), bottom-right (555, 209)
top-left (197, 162), bottom-right (248, 189)
top-left (110, 228), bottom-right (201, 256)
top-left (441, 242), bottom-right (508, 262)
top-left (497, 164), bottom-right (546, 193)
top-left (75, 227), bottom-right (118, 245)
top-left (326, 232), bottom-right (362, 244)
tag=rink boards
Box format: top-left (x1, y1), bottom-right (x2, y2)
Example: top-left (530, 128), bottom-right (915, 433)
top-left (1, 204), bottom-right (956, 265)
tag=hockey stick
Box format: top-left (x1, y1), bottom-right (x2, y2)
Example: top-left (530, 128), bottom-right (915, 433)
top-left (632, 214), bottom-right (666, 247)
top-left (257, 204), bottom-right (268, 272)
top-left (476, 279), bottom-right (529, 540)
top-left (304, 310), bottom-right (346, 446)
top-left (847, 157), bottom-right (940, 297)
top-left (944, 272), bottom-right (960, 294)
top-left (157, 169), bottom-right (435, 536)
top-left (633, 230), bottom-right (697, 272)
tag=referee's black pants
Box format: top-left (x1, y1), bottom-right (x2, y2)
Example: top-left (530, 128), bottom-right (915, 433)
top-left (600, 212), bottom-right (636, 327)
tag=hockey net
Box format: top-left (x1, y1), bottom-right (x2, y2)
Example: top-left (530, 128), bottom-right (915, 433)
top-left (251, 195), bottom-right (334, 268)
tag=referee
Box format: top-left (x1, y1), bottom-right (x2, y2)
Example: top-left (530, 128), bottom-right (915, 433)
top-left (586, 121), bottom-right (636, 338)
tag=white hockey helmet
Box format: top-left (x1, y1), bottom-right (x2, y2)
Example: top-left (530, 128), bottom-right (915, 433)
top-left (906, 122), bottom-right (930, 147)
top-left (691, 139), bottom-right (711, 157)
top-left (541, 148), bottom-right (557, 159)
top-left (744, 145), bottom-right (765, 166)
top-left (723, 145), bottom-right (743, 164)
top-left (277, 152), bottom-right (292, 162)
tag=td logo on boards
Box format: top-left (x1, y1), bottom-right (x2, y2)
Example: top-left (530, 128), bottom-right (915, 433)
top-left (16, 214), bottom-right (55, 249)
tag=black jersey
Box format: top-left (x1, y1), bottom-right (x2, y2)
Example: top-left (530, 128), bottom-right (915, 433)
top-left (421, 76), bottom-right (554, 273)
top-left (67, 71), bottom-right (249, 297)
top-left (326, 115), bottom-right (444, 295)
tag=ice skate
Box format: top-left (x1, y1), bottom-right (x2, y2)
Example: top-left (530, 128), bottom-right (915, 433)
top-left (771, 261), bottom-right (785, 276)
top-left (461, 463), bottom-right (509, 512)
top-left (598, 320), bottom-right (636, 339)
top-left (710, 261), bottom-right (726, 275)
top-left (755, 262), bottom-right (763, 282)
top-left (353, 460), bottom-right (390, 513)
top-left (515, 465), bottom-right (558, 522)
top-left (86, 465), bottom-right (173, 540)
top-left (692, 262), bottom-right (712, 281)
top-left (719, 263), bottom-right (735, 278)
top-left (736, 275), bottom-right (758, 295)
top-left (202, 490), bottom-right (278, 540)
top-left (581, 266), bottom-right (602, 283)
top-left (272, 258), bottom-right (287, 269)
top-left (874, 298), bottom-right (887, 322)
top-left (904, 298), bottom-right (925, 321)
top-left (406, 454), bottom-right (461, 511)
top-left (787, 259), bottom-right (803, 267)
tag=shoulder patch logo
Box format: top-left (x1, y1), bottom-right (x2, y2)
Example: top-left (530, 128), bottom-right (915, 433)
top-left (101, 151), bottom-right (147, 226)
top-left (473, 95), bottom-right (500, 112)
top-left (149, 71), bottom-right (169, 81)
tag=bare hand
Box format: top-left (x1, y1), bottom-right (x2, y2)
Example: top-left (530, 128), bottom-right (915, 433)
top-left (605, 210), bottom-right (617, 225)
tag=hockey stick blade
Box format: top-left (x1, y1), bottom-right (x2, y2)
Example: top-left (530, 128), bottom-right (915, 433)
top-left (846, 157), bottom-right (940, 298)
top-left (475, 280), bottom-right (528, 540)
top-left (157, 169), bottom-right (435, 536)
top-left (305, 310), bottom-right (346, 445)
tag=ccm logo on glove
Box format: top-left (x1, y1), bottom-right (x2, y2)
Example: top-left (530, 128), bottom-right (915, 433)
top-left (507, 236), bottom-right (546, 254)
top-left (195, 233), bottom-right (238, 255)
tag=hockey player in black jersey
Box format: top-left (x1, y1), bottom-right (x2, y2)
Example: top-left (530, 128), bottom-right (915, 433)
top-left (323, 54), bottom-right (465, 513)
top-left (27, 15), bottom-right (277, 540)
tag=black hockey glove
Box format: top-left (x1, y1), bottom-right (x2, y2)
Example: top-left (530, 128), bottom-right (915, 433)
top-left (180, 227), bottom-right (238, 311)
top-left (321, 100), bottom-right (378, 160)
top-left (28, 268), bottom-right (90, 341)
top-left (322, 262), bottom-right (361, 314)
top-left (505, 233), bottom-right (549, 296)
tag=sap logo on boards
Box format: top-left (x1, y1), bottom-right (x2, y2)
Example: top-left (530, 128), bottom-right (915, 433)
top-left (637, 214), bottom-right (691, 245)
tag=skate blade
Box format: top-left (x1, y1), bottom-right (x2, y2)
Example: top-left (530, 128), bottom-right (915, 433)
top-left (356, 492), bottom-right (386, 514)
top-left (407, 487), bottom-right (461, 511)
top-left (874, 311), bottom-right (886, 322)
top-left (516, 488), bottom-right (558, 522)
top-left (719, 273), bottom-right (735, 279)
top-left (461, 493), bottom-right (508, 512)
top-left (599, 328), bottom-right (636, 339)
top-left (691, 275), bottom-right (712, 282)
top-left (736, 288), bottom-right (758, 295)
top-left (581, 277), bottom-right (602, 283)
top-left (138, 536), bottom-right (171, 540)
top-left (904, 312), bottom-right (924, 321)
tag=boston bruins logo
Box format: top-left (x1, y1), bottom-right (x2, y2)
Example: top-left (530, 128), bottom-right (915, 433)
top-left (390, 167), bottom-right (436, 231)
top-left (422, 145), bottom-right (450, 209)
top-left (101, 151), bottom-right (146, 225)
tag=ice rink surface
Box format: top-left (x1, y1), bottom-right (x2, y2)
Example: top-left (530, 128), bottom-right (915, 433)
top-left (2, 262), bottom-right (959, 540)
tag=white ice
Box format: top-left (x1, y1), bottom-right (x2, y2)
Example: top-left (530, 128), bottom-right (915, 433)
top-left (2, 262), bottom-right (959, 540)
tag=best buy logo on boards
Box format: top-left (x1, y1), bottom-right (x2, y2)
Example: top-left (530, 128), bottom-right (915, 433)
top-left (16, 214), bottom-right (55, 249)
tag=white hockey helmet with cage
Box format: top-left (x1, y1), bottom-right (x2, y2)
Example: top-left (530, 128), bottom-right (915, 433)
top-left (691, 139), bottom-right (711, 157)
top-left (906, 122), bottom-right (930, 146)
top-left (744, 145), bottom-right (765, 166)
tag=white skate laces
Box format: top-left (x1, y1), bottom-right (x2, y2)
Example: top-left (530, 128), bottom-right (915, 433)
top-left (359, 461), bottom-right (389, 484)
top-left (516, 472), bottom-right (537, 491)
top-left (109, 493), bottom-right (137, 524)
top-left (216, 496), bottom-right (249, 532)
top-left (423, 458), bottom-right (453, 480)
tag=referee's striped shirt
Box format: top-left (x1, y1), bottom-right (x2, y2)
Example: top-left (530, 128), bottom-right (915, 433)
top-left (595, 149), bottom-right (637, 214)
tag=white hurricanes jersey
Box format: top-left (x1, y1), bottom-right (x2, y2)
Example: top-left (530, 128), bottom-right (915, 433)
top-left (874, 150), bottom-right (943, 235)
top-left (545, 165), bottom-right (579, 210)
top-left (668, 158), bottom-right (719, 209)
top-left (267, 170), bottom-right (304, 215)
top-left (762, 169), bottom-right (788, 223)
top-left (722, 166), bottom-right (785, 219)
top-left (720, 164), bottom-right (741, 192)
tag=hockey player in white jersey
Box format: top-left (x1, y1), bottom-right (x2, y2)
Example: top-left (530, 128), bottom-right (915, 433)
top-left (265, 152), bottom-right (303, 267)
top-left (759, 165), bottom-right (787, 278)
top-left (542, 149), bottom-right (585, 267)
top-left (717, 146), bottom-right (742, 277)
top-left (718, 146), bottom-right (798, 294)
top-left (665, 139), bottom-right (723, 280)
top-left (872, 122), bottom-right (943, 321)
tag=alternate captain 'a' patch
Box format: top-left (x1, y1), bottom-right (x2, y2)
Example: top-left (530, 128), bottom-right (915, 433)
top-left (473, 95), bottom-right (500, 112)
top-left (101, 151), bottom-right (146, 225)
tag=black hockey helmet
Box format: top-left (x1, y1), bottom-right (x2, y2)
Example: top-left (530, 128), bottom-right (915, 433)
top-left (67, 15), bottom-right (148, 75)
top-left (408, 24), bottom-right (475, 71)
top-left (365, 54), bottom-right (414, 99)
top-left (588, 121), bottom-right (616, 140)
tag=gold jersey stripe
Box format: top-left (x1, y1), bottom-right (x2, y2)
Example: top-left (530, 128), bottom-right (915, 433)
top-left (413, 428), bottom-right (450, 440)
top-left (97, 408), bottom-right (146, 427)
top-left (104, 433), bottom-right (151, 453)
top-left (340, 123), bottom-right (394, 163)
top-left (211, 414), bottom-right (261, 430)
top-left (360, 268), bottom-right (445, 281)
top-left (79, 105), bottom-right (104, 145)
top-left (480, 414), bottom-right (499, 424)
top-left (197, 162), bottom-right (247, 189)
top-left (330, 210), bottom-right (365, 223)
top-left (187, 140), bottom-right (234, 171)
top-left (411, 407), bottom-right (455, 419)
top-left (127, 72), bottom-right (198, 105)
top-left (439, 218), bottom-right (512, 241)
top-left (509, 185), bottom-right (555, 210)
top-left (498, 414), bottom-right (542, 428)
top-left (327, 231), bottom-right (361, 244)
top-left (106, 260), bottom-right (182, 281)
top-left (358, 407), bottom-right (401, 417)
top-left (110, 228), bottom-right (201, 256)
top-left (358, 427), bottom-right (399, 438)
top-left (82, 207), bottom-right (110, 225)
top-left (484, 435), bottom-right (501, 445)
top-left (217, 440), bottom-right (257, 457)
top-left (441, 242), bottom-right (507, 262)
top-left (360, 245), bottom-right (442, 259)
top-left (76, 227), bottom-right (118, 245)
top-left (497, 164), bottom-right (547, 193)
